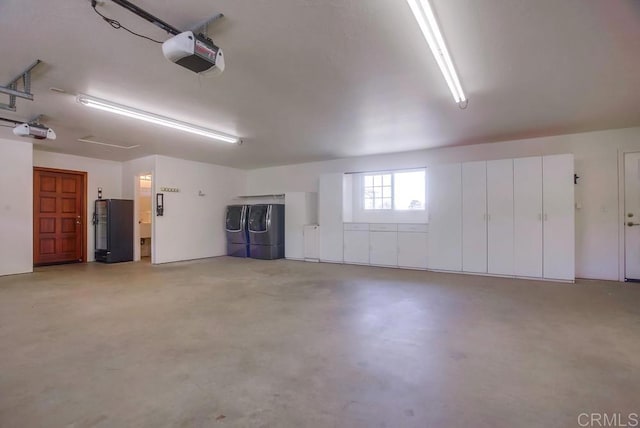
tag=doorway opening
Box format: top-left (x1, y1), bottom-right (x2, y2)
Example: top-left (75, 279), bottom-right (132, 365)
top-left (623, 152), bottom-right (640, 281)
top-left (136, 173), bottom-right (153, 262)
top-left (33, 167), bottom-right (87, 266)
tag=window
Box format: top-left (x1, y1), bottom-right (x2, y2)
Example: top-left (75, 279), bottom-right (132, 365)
top-left (364, 173), bottom-right (392, 210)
top-left (363, 169), bottom-right (425, 211)
top-left (394, 170), bottom-right (425, 210)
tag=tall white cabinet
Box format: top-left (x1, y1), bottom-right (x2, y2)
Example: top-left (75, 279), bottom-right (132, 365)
top-left (487, 159), bottom-right (514, 276)
top-left (542, 154), bottom-right (575, 280)
top-left (426, 154), bottom-right (574, 281)
top-left (428, 163), bottom-right (462, 271)
top-left (319, 173), bottom-right (344, 263)
top-left (513, 157), bottom-right (543, 278)
top-left (462, 161), bottom-right (487, 273)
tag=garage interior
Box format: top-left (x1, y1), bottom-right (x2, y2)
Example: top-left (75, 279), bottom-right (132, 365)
top-left (1, 1), bottom-right (639, 427)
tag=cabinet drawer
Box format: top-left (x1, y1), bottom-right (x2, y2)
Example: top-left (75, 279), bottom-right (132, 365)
top-left (344, 223), bottom-right (369, 231)
top-left (397, 224), bottom-right (428, 233)
top-left (369, 223), bottom-right (398, 232)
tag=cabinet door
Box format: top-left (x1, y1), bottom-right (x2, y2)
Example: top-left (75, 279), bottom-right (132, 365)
top-left (543, 154), bottom-right (575, 280)
top-left (487, 159), bottom-right (514, 275)
top-left (303, 225), bottom-right (320, 260)
top-left (514, 157), bottom-right (543, 278)
top-left (319, 173), bottom-right (344, 262)
top-left (398, 232), bottom-right (428, 269)
top-left (343, 230), bottom-right (369, 264)
top-left (427, 163), bottom-right (462, 271)
top-left (462, 161), bottom-right (487, 273)
top-left (370, 231), bottom-right (398, 266)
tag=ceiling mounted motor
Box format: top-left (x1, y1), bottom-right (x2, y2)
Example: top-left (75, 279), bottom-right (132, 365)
top-left (93, 0), bottom-right (226, 75)
top-left (162, 31), bottom-right (225, 75)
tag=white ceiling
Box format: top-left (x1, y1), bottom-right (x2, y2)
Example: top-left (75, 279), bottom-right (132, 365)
top-left (0, 0), bottom-right (638, 169)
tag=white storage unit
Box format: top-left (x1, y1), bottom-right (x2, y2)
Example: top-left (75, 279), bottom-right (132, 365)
top-left (427, 163), bottom-right (462, 271)
top-left (343, 223), bottom-right (370, 265)
top-left (397, 224), bottom-right (428, 269)
top-left (319, 173), bottom-right (344, 263)
top-left (514, 157), bottom-right (543, 278)
top-left (487, 159), bottom-right (514, 276)
top-left (369, 224), bottom-right (398, 267)
top-left (462, 161), bottom-right (488, 273)
top-left (303, 224), bottom-right (320, 261)
top-left (284, 192), bottom-right (318, 260)
top-left (542, 154), bottom-right (575, 280)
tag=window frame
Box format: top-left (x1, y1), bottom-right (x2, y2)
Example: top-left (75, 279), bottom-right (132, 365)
top-left (362, 168), bottom-right (426, 212)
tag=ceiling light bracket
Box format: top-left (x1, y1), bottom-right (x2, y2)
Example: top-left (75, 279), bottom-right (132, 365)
top-left (0, 59), bottom-right (42, 112)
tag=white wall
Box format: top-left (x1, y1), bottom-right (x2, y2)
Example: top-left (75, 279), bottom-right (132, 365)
top-left (0, 139), bottom-right (33, 276)
top-left (246, 127), bottom-right (640, 281)
top-left (33, 150), bottom-right (123, 262)
top-left (154, 155), bottom-right (246, 264)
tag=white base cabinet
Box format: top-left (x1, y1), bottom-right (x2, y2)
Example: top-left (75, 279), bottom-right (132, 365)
top-left (342, 223), bottom-right (428, 269)
top-left (343, 223), bottom-right (370, 265)
top-left (398, 224), bottom-right (428, 269)
top-left (369, 224), bottom-right (398, 267)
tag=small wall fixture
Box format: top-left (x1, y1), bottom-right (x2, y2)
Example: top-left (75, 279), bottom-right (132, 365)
top-left (76, 94), bottom-right (240, 144)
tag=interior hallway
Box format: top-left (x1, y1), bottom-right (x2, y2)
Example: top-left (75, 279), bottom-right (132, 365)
top-left (0, 258), bottom-right (638, 427)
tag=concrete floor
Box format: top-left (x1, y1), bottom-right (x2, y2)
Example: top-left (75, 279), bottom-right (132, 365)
top-left (0, 258), bottom-right (638, 428)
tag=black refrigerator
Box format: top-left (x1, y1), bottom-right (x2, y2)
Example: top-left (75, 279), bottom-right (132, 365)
top-left (94, 199), bottom-right (134, 263)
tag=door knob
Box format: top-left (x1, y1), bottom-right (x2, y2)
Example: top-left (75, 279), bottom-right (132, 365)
top-left (627, 222), bottom-right (640, 227)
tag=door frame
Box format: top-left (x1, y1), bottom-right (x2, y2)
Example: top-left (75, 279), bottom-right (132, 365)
top-left (618, 150), bottom-right (640, 282)
top-left (33, 167), bottom-right (88, 265)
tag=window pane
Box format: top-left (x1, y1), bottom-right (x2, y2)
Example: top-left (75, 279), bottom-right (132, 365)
top-left (382, 198), bottom-right (392, 209)
top-left (364, 176), bottom-right (373, 186)
top-left (383, 174), bottom-right (391, 186)
top-left (374, 187), bottom-right (382, 199)
top-left (364, 199), bottom-right (373, 210)
top-left (374, 175), bottom-right (382, 186)
top-left (364, 188), bottom-right (374, 199)
top-left (374, 199), bottom-right (383, 209)
top-left (394, 170), bottom-right (425, 210)
top-left (383, 186), bottom-right (391, 198)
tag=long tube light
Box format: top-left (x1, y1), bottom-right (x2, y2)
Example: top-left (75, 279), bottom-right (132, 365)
top-left (76, 94), bottom-right (240, 144)
top-left (406, 0), bottom-right (466, 104)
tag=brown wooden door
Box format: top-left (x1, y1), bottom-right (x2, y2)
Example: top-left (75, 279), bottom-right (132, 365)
top-left (33, 168), bottom-right (87, 266)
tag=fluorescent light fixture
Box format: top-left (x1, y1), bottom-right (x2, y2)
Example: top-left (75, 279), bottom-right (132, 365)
top-left (406, 0), bottom-right (466, 104)
top-left (76, 94), bottom-right (240, 144)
